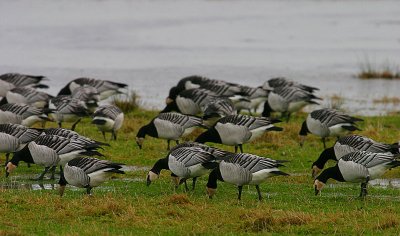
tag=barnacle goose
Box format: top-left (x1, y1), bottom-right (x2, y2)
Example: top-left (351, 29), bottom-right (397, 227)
top-left (0, 73), bottom-right (48, 88)
top-left (262, 86), bottom-right (321, 121)
top-left (49, 95), bottom-right (88, 131)
top-left (147, 145), bottom-right (224, 190)
top-left (44, 128), bottom-right (110, 147)
top-left (206, 153), bottom-right (288, 200)
top-left (0, 73), bottom-right (48, 97)
top-left (59, 157), bottom-right (125, 196)
top-left (0, 103), bottom-right (52, 127)
top-left (136, 112), bottom-right (203, 150)
top-left (5, 135), bottom-right (103, 180)
top-left (314, 151), bottom-right (400, 197)
top-left (299, 108), bottom-right (363, 149)
top-left (262, 77), bottom-right (319, 93)
top-left (195, 114), bottom-right (283, 153)
top-left (203, 97), bottom-right (237, 127)
top-left (0, 87), bottom-right (53, 108)
top-left (311, 135), bottom-right (399, 178)
top-left (162, 88), bottom-right (218, 115)
top-left (238, 86), bottom-right (269, 113)
top-left (57, 78), bottom-right (128, 100)
top-left (71, 85), bottom-right (100, 113)
top-left (0, 124), bottom-right (42, 164)
top-left (92, 105), bottom-right (124, 140)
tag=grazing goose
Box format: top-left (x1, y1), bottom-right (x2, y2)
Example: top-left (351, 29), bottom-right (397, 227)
top-left (299, 108), bottom-right (363, 149)
top-left (262, 86), bottom-right (321, 121)
top-left (314, 151), bottom-right (400, 197)
top-left (162, 88), bottom-right (218, 115)
top-left (49, 96), bottom-right (88, 131)
top-left (5, 135), bottom-right (103, 180)
top-left (71, 85), bottom-right (100, 113)
top-left (311, 135), bottom-right (400, 178)
top-left (92, 105), bottom-right (124, 140)
top-left (195, 114), bottom-right (283, 153)
top-left (44, 128), bottom-right (110, 147)
top-left (203, 97), bottom-right (236, 127)
top-left (147, 146), bottom-right (220, 190)
top-left (238, 86), bottom-right (269, 113)
top-left (0, 124), bottom-right (42, 163)
top-left (0, 87), bottom-right (53, 108)
top-left (136, 112), bottom-right (203, 150)
top-left (0, 103), bottom-right (52, 127)
top-left (206, 153), bottom-right (289, 200)
top-left (59, 157), bottom-right (125, 196)
top-left (262, 77), bottom-right (319, 93)
top-left (0, 73), bottom-right (48, 88)
top-left (58, 78), bottom-right (128, 100)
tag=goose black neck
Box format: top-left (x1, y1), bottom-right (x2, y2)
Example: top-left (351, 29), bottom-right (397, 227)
top-left (160, 101), bottom-right (180, 113)
top-left (10, 146), bottom-right (34, 165)
top-left (299, 121), bottom-right (309, 136)
top-left (57, 84), bottom-right (72, 95)
top-left (137, 123), bottom-right (158, 138)
top-left (206, 168), bottom-right (223, 189)
top-left (195, 128), bottom-right (221, 144)
top-left (261, 100), bottom-right (272, 117)
top-left (312, 147), bottom-right (336, 169)
top-left (150, 157), bottom-right (169, 175)
top-left (168, 86), bottom-right (180, 100)
top-left (0, 97), bottom-right (8, 105)
top-left (316, 165), bottom-right (344, 183)
top-left (390, 142), bottom-right (400, 154)
top-left (58, 171), bottom-right (68, 186)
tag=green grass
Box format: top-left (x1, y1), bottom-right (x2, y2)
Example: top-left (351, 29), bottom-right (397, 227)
top-left (1, 109), bottom-right (400, 235)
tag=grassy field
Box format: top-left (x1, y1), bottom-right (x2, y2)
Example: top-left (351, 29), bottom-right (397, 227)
top-left (1, 108), bottom-right (400, 235)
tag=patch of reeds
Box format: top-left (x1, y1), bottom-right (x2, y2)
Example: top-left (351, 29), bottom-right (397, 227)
top-left (357, 60), bottom-right (400, 79)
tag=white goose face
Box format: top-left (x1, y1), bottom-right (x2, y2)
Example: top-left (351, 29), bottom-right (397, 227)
top-left (146, 171), bottom-right (159, 186)
top-left (5, 162), bottom-right (17, 177)
top-left (206, 187), bottom-right (217, 199)
top-left (314, 179), bottom-right (325, 195)
top-left (136, 137), bottom-right (144, 149)
top-left (312, 165), bottom-right (322, 178)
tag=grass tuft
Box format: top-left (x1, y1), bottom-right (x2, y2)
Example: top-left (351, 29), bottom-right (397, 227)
top-left (167, 194), bottom-right (192, 205)
top-left (112, 91), bottom-right (140, 113)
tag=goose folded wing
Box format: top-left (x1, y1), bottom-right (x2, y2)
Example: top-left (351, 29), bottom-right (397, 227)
top-left (170, 147), bottom-right (216, 167)
top-left (68, 157), bottom-right (123, 174)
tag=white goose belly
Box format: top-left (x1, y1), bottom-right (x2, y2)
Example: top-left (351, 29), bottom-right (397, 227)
top-left (306, 116), bottom-right (329, 137)
top-left (288, 100), bottom-right (308, 113)
top-left (249, 168), bottom-right (279, 185)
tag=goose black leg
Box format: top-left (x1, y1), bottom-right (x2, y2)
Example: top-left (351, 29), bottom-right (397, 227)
top-left (101, 131), bottom-right (106, 140)
top-left (360, 176), bottom-right (370, 198)
top-left (167, 140), bottom-right (171, 151)
top-left (49, 166), bottom-right (57, 180)
top-left (239, 144), bottom-right (243, 153)
top-left (255, 185), bottom-right (262, 201)
top-left (286, 113), bottom-right (291, 123)
top-left (33, 167), bottom-right (50, 181)
top-left (175, 140), bottom-right (179, 145)
top-left (71, 118), bottom-right (81, 131)
top-left (234, 146), bottom-right (238, 153)
top-left (322, 137), bottom-right (326, 149)
top-left (238, 186), bottom-right (243, 200)
top-left (58, 122), bottom-right (62, 128)
top-left (4, 153), bottom-right (10, 166)
top-left (184, 180), bottom-right (189, 192)
top-left (86, 187), bottom-right (93, 195)
top-left (192, 177), bottom-right (197, 190)
top-left (112, 130), bottom-right (117, 140)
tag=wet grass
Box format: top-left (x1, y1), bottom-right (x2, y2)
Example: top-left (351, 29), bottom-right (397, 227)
top-left (1, 109), bottom-right (400, 235)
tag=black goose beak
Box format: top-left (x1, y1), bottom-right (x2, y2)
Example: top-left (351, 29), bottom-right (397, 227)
top-left (146, 176), bottom-right (151, 186)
